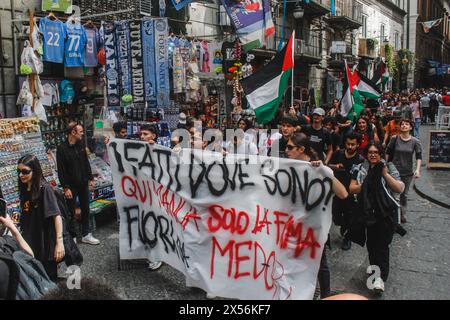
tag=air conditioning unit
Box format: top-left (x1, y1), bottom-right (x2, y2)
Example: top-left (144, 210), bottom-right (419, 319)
top-left (139, 0), bottom-right (152, 16)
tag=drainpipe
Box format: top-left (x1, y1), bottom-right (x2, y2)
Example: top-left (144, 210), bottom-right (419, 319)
top-left (406, 0), bottom-right (410, 50)
top-left (0, 6), bottom-right (7, 116)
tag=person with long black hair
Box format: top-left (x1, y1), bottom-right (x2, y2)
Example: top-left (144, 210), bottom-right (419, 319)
top-left (285, 133), bottom-right (348, 299)
top-left (17, 154), bottom-right (65, 281)
top-left (349, 143), bottom-right (405, 294)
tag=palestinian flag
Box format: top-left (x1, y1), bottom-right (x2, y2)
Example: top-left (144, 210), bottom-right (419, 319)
top-left (341, 60), bottom-right (381, 120)
top-left (372, 59), bottom-right (390, 92)
top-left (241, 32), bottom-right (294, 124)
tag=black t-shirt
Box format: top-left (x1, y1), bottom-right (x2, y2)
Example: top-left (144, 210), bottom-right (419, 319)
top-left (330, 150), bottom-right (364, 189)
top-left (330, 132), bottom-right (342, 152)
top-left (20, 184), bottom-right (60, 262)
top-left (270, 136), bottom-right (289, 158)
top-left (302, 126), bottom-right (331, 161)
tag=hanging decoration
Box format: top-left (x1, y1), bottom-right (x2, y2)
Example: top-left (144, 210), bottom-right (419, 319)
top-left (230, 41), bottom-right (243, 114)
top-left (220, 0), bottom-right (275, 52)
top-left (421, 19), bottom-right (443, 33)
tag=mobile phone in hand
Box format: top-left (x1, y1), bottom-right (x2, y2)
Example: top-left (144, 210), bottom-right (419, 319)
top-left (0, 198), bottom-right (6, 218)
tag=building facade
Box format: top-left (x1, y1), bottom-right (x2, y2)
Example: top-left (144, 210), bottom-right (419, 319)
top-left (0, 0), bottom-right (414, 118)
top-left (407, 0), bottom-right (450, 88)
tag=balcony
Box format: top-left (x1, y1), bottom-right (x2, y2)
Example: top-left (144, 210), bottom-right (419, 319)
top-left (328, 41), bottom-right (358, 69)
top-left (253, 29), bottom-right (322, 64)
top-left (295, 29), bottom-right (322, 63)
top-left (358, 39), bottom-right (378, 59)
top-left (326, 0), bottom-right (363, 30)
top-left (302, 0), bottom-right (331, 18)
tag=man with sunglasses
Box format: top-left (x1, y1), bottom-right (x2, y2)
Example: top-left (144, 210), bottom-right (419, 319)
top-left (56, 122), bottom-right (100, 245)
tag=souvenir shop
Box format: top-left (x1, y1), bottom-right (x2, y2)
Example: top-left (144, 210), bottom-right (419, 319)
top-left (1, 5), bottom-right (262, 224)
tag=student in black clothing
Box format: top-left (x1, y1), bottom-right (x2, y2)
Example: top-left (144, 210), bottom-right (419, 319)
top-left (56, 122), bottom-right (99, 246)
top-left (302, 108), bottom-right (333, 164)
top-left (16, 155), bottom-right (64, 281)
top-left (270, 116), bottom-right (297, 158)
top-left (329, 133), bottom-right (365, 250)
top-left (324, 117), bottom-right (342, 153)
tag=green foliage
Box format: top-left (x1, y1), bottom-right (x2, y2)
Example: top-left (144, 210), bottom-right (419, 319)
top-left (367, 38), bottom-right (379, 51)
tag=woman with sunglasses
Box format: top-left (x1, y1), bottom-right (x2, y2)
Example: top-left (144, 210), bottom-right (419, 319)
top-left (285, 133), bottom-right (348, 299)
top-left (349, 143), bottom-right (404, 294)
top-left (17, 155), bottom-right (65, 281)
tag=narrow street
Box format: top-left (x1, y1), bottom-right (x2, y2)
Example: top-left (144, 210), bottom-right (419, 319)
top-left (75, 126), bottom-right (450, 300)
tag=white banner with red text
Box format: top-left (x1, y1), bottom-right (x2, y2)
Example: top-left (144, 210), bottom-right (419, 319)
top-left (108, 140), bottom-right (335, 300)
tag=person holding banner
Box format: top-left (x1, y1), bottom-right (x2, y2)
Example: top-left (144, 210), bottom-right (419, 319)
top-left (138, 124), bottom-right (163, 271)
top-left (285, 132), bottom-right (348, 299)
top-left (349, 143), bottom-right (405, 294)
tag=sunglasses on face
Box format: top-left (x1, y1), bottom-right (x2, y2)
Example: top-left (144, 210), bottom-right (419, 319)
top-left (286, 145), bottom-right (298, 151)
top-left (368, 151), bottom-right (380, 155)
top-left (17, 168), bottom-right (32, 175)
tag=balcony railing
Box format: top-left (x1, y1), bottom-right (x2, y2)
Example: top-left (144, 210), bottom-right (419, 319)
top-left (329, 41), bottom-right (357, 67)
top-left (358, 38), bottom-right (378, 58)
top-left (296, 29), bottom-right (322, 59)
top-left (331, 0), bottom-right (363, 25)
top-left (265, 29), bottom-right (322, 60)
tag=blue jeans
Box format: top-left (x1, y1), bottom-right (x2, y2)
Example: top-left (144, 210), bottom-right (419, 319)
top-left (414, 118), bottom-right (421, 138)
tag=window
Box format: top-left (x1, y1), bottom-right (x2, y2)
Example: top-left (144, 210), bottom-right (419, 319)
top-left (362, 15), bottom-right (368, 38)
top-left (394, 32), bottom-right (400, 50)
top-left (381, 24), bottom-right (385, 42)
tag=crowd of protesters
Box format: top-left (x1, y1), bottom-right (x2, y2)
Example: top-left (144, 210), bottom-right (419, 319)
top-left (2, 86), bottom-right (446, 300)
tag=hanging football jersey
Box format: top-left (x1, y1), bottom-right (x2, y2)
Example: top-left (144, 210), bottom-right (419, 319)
top-left (84, 27), bottom-right (100, 67)
top-left (39, 17), bottom-right (66, 63)
top-left (65, 21), bottom-right (87, 67)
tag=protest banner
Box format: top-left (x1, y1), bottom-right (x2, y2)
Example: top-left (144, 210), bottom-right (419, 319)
top-left (108, 140), bottom-right (335, 300)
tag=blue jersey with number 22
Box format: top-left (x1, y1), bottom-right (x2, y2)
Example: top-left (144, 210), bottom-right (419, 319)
top-left (40, 17), bottom-right (66, 64)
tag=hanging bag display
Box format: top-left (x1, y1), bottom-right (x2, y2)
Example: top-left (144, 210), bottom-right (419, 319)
top-left (20, 40), bottom-right (43, 75)
top-left (16, 80), bottom-right (33, 106)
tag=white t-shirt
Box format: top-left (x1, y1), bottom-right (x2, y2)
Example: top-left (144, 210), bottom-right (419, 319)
top-left (41, 83), bottom-right (56, 106)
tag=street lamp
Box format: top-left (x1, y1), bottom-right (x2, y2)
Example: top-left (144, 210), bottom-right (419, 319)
top-left (293, 2), bottom-right (304, 20)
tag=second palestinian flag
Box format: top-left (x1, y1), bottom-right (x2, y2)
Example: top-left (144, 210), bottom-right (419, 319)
top-left (341, 60), bottom-right (381, 120)
top-left (242, 32), bottom-right (295, 124)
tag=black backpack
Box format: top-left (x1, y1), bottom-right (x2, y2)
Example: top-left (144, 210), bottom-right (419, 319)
top-left (51, 189), bottom-right (83, 267)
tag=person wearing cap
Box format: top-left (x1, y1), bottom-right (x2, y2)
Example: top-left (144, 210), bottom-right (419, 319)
top-left (301, 108), bottom-right (333, 165)
top-left (269, 116), bottom-right (298, 158)
top-left (177, 112), bottom-right (187, 130)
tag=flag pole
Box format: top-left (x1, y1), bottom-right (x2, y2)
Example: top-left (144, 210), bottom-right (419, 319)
top-left (291, 31), bottom-right (295, 109)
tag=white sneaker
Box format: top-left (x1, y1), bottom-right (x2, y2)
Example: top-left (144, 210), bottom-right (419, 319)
top-left (73, 237), bottom-right (77, 244)
top-left (373, 277), bottom-right (385, 293)
top-left (206, 293), bottom-right (216, 299)
top-left (81, 233), bottom-right (100, 245)
top-left (148, 261), bottom-right (162, 271)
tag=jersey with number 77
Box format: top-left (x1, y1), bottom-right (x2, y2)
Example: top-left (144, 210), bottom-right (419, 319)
top-left (39, 17), bottom-right (67, 64)
top-left (65, 22), bottom-right (87, 67)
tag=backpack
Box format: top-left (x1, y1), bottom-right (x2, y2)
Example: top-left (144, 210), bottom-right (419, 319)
top-left (38, 186), bottom-right (83, 267)
top-left (59, 80), bottom-right (75, 104)
top-left (13, 250), bottom-right (57, 300)
top-left (51, 189), bottom-right (83, 267)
